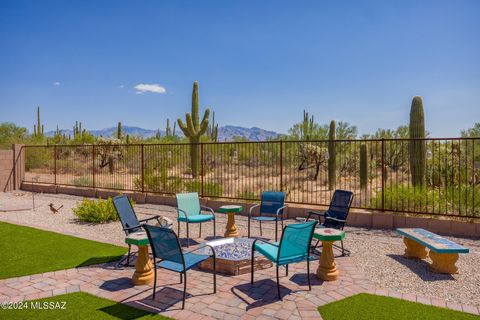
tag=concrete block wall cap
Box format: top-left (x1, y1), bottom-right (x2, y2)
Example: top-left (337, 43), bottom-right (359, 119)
top-left (56, 186), bottom-right (97, 198)
top-left (144, 194), bottom-right (177, 206)
top-left (123, 192), bottom-right (146, 204)
top-left (96, 189), bottom-right (121, 199)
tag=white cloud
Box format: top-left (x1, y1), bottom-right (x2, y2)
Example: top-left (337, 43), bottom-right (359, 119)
top-left (119, 84), bottom-right (125, 89)
top-left (53, 81), bottom-right (61, 86)
top-left (134, 83), bottom-right (166, 94)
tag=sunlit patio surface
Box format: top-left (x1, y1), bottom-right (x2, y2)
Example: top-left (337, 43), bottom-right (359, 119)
top-left (0, 192), bottom-right (479, 319)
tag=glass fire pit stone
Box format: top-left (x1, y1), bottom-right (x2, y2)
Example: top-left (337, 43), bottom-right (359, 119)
top-left (197, 237), bottom-right (273, 275)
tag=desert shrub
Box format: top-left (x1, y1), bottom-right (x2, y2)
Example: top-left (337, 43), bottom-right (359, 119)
top-left (371, 184), bottom-right (437, 212)
top-left (237, 190), bottom-right (257, 200)
top-left (184, 180), bottom-right (223, 197)
top-left (134, 169), bottom-right (183, 194)
top-left (25, 147), bottom-right (53, 170)
top-left (135, 172), bottom-right (163, 192)
top-left (371, 183), bottom-right (480, 216)
top-left (72, 176), bottom-right (92, 187)
top-left (442, 185), bottom-right (480, 216)
top-left (73, 197), bottom-right (134, 223)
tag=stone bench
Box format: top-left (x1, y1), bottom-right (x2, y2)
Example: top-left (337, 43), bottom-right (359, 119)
top-left (396, 228), bottom-right (469, 274)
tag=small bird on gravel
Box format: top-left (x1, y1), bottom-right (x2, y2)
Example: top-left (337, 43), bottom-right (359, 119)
top-left (48, 203), bottom-right (63, 214)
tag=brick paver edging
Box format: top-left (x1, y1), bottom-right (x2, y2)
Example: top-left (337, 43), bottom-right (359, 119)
top-left (1, 258), bottom-right (478, 320)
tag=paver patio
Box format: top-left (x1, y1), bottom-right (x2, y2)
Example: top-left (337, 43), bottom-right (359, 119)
top-left (0, 192), bottom-right (479, 319)
top-left (1, 247), bottom-right (478, 319)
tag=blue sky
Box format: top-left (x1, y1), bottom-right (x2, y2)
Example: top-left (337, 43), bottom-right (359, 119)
top-left (0, 0), bottom-right (479, 136)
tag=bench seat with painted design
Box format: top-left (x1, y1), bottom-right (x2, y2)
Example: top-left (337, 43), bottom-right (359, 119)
top-left (396, 228), bottom-right (469, 274)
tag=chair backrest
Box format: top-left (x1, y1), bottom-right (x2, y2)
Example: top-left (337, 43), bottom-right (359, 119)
top-left (325, 190), bottom-right (354, 228)
top-left (278, 221), bottom-right (317, 263)
top-left (176, 192), bottom-right (201, 219)
top-left (260, 191), bottom-right (285, 215)
top-left (112, 195), bottom-right (141, 234)
top-left (143, 224), bottom-right (184, 265)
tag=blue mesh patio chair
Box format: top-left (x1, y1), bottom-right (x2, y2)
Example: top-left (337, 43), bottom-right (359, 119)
top-left (176, 192), bottom-right (215, 247)
top-left (248, 191), bottom-right (287, 241)
top-left (251, 220), bottom-right (317, 299)
top-left (306, 189), bottom-right (354, 256)
top-left (112, 194), bottom-right (161, 266)
top-left (143, 224), bottom-right (216, 309)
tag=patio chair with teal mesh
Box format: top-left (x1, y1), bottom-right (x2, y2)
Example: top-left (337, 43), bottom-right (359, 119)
top-left (248, 191), bottom-right (287, 242)
top-left (176, 192), bottom-right (216, 247)
top-left (251, 220), bottom-right (317, 300)
top-left (112, 194), bottom-right (161, 266)
top-left (143, 224), bottom-right (216, 309)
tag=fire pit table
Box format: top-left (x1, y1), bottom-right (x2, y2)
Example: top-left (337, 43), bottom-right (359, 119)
top-left (198, 238), bottom-right (272, 275)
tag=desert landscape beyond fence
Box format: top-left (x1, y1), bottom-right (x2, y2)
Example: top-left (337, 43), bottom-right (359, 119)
top-left (23, 138), bottom-right (480, 218)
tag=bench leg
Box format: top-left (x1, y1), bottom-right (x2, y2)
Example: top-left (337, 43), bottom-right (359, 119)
top-left (429, 251), bottom-right (459, 274)
top-left (403, 237), bottom-right (428, 259)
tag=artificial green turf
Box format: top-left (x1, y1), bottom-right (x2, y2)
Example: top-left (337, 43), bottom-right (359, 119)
top-left (0, 292), bottom-right (171, 319)
top-left (318, 293), bottom-right (479, 320)
top-left (0, 221), bottom-right (127, 279)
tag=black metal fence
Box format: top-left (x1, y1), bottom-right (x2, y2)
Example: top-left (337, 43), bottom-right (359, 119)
top-left (23, 138), bottom-right (480, 218)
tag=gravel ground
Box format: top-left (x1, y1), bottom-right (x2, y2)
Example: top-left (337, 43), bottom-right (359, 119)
top-left (0, 191), bottom-right (479, 306)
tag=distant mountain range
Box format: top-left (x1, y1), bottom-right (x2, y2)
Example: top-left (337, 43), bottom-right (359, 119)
top-left (46, 125), bottom-right (280, 142)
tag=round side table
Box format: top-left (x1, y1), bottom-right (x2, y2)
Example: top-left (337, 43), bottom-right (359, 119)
top-left (218, 205), bottom-right (243, 238)
top-left (313, 228), bottom-right (345, 281)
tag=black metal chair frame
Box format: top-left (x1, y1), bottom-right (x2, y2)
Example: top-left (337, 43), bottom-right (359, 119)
top-left (250, 221), bottom-right (317, 300)
top-left (143, 225), bottom-right (217, 309)
top-left (306, 190), bottom-right (354, 257)
top-left (248, 203), bottom-right (287, 242)
top-left (176, 205), bottom-right (216, 247)
top-left (112, 195), bottom-right (161, 266)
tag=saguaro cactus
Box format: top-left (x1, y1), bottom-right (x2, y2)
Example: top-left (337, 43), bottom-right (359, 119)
top-left (73, 121), bottom-right (85, 139)
top-left (360, 143), bottom-right (368, 189)
top-left (33, 106), bottom-right (45, 137)
top-left (165, 118), bottom-right (176, 137)
top-left (328, 120), bottom-right (337, 190)
top-left (207, 111), bottom-right (219, 142)
top-left (177, 81), bottom-right (210, 178)
top-left (409, 96), bottom-right (426, 187)
top-left (301, 110), bottom-right (315, 140)
top-left (117, 122), bottom-right (123, 140)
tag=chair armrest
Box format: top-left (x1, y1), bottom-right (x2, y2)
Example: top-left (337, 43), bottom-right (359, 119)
top-left (176, 208), bottom-right (189, 220)
top-left (200, 205), bottom-right (215, 216)
top-left (124, 225), bottom-right (141, 233)
top-left (306, 210), bottom-right (326, 222)
top-left (248, 204), bottom-right (260, 217)
top-left (252, 238), bottom-right (279, 248)
top-left (324, 216), bottom-right (346, 223)
top-left (276, 205), bottom-right (287, 216)
top-left (138, 216), bottom-right (161, 224)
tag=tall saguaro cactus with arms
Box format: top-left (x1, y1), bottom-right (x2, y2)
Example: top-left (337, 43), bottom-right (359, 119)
top-left (177, 81), bottom-right (210, 178)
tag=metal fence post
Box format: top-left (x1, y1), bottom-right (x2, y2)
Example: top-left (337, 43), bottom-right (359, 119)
top-left (201, 143), bottom-right (204, 197)
top-left (141, 144), bottom-right (145, 193)
top-left (381, 138), bottom-right (385, 212)
top-left (12, 145), bottom-right (16, 190)
top-left (92, 145), bottom-right (96, 188)
top-left (280, 140), bottom-right (283, 191)
top-left (54, 145), bottom-right (57, 185)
